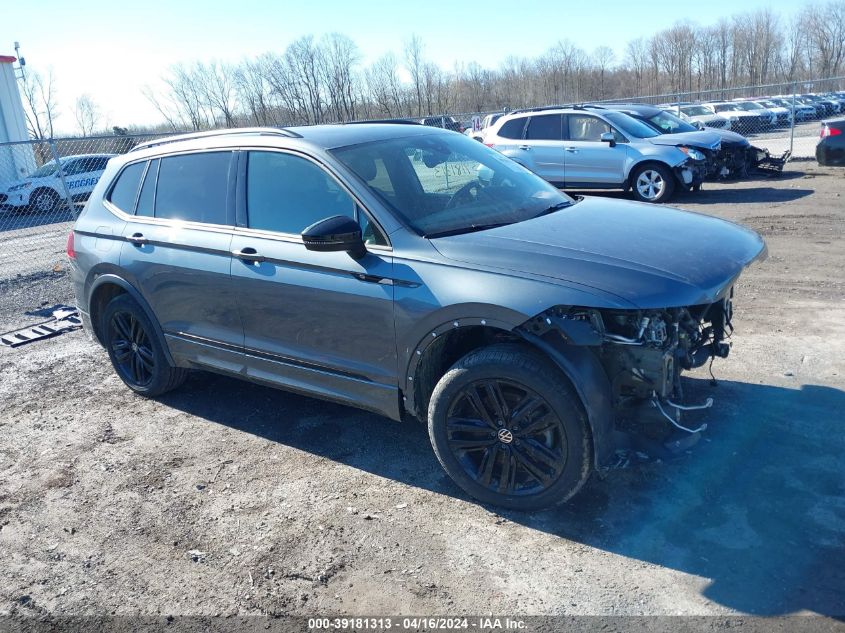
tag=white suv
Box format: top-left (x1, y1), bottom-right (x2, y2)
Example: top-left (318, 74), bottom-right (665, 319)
top-left (1, 153), bottom-right (115, 213)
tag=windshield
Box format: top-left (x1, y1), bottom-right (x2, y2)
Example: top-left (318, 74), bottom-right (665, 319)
top-left (332, 132), bottom-right (573, 238)
top-left (736, 102), bottom-right (763, 111)
top-left (713, 103), bottom-right (741, 113)
top-left (602, 111), bottom-right (661, 138)
top-left (645, 111), bottom-right (698, 134)
top-left (682, 105), bottom-right (712, 116)
top-left (27, 160), bottom-right (65, 178)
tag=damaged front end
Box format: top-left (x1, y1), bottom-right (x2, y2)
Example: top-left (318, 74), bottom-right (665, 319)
top-left (713, 143), bottom-right (791, 179)
top-left (520, 294), bottom-right (736, 459)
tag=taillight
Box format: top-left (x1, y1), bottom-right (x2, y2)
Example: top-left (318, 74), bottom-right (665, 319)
top-left (66, 231), bottom-right (76, 259)
top-left (484, 143), bottom-right (496, 148)
top-left (821, 125), bottom-right (842, 138)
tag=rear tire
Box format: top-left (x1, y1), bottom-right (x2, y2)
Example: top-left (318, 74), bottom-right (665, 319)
top-left (427, 344), bottom-right (592, 510)
top-left (102, 294), bottom-right (187, 397)
top-left (631, 163), bottom-right (675, 203)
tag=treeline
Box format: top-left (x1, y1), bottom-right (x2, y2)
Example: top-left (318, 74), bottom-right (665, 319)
top-left (139, 0), bottom-right (844, 130)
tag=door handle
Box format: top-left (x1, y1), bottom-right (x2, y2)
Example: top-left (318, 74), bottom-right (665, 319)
top-left (564, 147), bottom-right (579, 153)
top-left (232, 247), bottom-right (265, 263)
top-left (127, 233), bottom-right (148, 245)
top-left (518, 145), bottom-right (531, 151)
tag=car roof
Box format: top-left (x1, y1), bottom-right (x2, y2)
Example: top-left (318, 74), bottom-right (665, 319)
top-left (126, 123), bottom-right (450, 161)
top-left (59, 153), bottom-right (117, 161)
top-left (589, 103), bottom-right (663, 117)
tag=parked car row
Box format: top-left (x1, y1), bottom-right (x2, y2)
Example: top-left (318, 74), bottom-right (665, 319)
top-left (662, 91), bottom-right (845, 134)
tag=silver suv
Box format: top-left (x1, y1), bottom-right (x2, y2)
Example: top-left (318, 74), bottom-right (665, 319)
top-left (483, 106), bottom-right (718, 203)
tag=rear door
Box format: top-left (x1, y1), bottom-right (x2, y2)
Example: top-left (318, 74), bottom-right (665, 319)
top-left (228, 149), bottom-right (398, 415)
top-left (562, 114), bottom-right (629, 186)
top-left (522, 114), bottom-right (565, 184)
top-left (114, 151), bottom-right (243, 371)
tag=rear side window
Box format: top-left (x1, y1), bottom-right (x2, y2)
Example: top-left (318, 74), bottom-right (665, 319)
top-left (497, 117), bottom-right (526, 139)
top-left (155, 152), bottom-right (232, 224)
top-left (246, 151), bottom-right (355, 234)
top-left (108, 162), bottom-right (145, 213)
top-left (526, 114), bottom-right (563, 140)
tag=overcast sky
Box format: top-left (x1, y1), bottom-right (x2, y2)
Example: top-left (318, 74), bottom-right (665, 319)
top-left (3, 0), bottom-right (802, 134)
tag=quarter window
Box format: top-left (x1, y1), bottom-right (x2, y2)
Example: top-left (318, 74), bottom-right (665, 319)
top-left (246, 151), bottom-right (355, 235)
top-left (155, 152), bottom-right (232, 224)
top-left (497, 117), bottom-right (527, 139)
top-left (108, 162), bottom-right (145, 213)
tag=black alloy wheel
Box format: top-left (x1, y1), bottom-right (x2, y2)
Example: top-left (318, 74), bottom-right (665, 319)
top-left (445, 379), bottom-right (567, 496)
top-left (109, 310), bottom-right (156, 387)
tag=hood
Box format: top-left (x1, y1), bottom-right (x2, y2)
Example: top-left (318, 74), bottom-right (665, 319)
top-left (649, 130), bottom-right (721, 151)
top-left (430, 196), bottom-right (766, 309)
top-left (702, 127), bottom-right (750, 147)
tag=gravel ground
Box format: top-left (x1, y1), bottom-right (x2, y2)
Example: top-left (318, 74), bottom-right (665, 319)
top-left (1, 165), bottom-right (844, 622)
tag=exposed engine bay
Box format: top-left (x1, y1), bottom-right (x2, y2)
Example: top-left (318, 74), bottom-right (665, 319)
top-left (523, 293), bottom-right (735, 455)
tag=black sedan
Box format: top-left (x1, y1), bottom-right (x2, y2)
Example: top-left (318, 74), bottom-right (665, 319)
top-left (817, 118), bottom-right (845, 166)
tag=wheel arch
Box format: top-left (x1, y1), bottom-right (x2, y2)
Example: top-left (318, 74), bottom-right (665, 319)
top-left (404, 316), bottom-right (616, 471)
top-left (87, 273), bottom-right (175, 367)
top-left (626, 158), bottom-right (676, 188)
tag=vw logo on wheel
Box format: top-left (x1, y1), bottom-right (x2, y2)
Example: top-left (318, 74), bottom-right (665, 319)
top-left (497, 428), bottom-right (514, 444)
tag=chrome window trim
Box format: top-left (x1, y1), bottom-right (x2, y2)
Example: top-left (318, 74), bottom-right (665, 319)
top-left (101, 145), bottom-right (392, 251)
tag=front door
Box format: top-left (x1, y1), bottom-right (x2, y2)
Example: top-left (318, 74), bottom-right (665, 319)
top-left (562, 114), bottom-right (629, 187)
top-left (229, 149), bottom-right (398, 416)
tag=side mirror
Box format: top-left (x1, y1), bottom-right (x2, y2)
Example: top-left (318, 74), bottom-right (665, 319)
top-left (302, 215), bottom-right (366, 260)
top-left (600, 132), bottom-right (616, 147)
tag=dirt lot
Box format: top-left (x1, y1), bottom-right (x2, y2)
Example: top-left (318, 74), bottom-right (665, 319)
top-left (1, 164), bottom-right (844, 622)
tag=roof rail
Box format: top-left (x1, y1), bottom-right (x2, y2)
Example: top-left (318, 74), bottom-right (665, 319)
top-left (344, 118), bottom-right (422, 125)
top-left (508, 104), bottom-right (574, 115)
top-left (130, 127), bottom-right (301, 152)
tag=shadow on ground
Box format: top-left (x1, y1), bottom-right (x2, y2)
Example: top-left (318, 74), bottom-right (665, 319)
top-left (158, 372), bottom-right (845, 617)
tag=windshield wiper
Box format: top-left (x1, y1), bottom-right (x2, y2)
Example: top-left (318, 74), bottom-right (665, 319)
top-left (425, 223), bottom-right (512, 239)
top-left (531, 200), bottom-right (575, 219)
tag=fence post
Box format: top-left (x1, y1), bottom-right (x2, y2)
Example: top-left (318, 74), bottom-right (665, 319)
top-left (789, 83), bottom-right (796, 157)
top-left (47, 140), bottom-right (77, 218)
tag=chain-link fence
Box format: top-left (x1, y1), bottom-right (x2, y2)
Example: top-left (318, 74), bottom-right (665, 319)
top-left (442, 77), bottom-right (845, 161)
top-left (0, 133), bottom-right (174, 294)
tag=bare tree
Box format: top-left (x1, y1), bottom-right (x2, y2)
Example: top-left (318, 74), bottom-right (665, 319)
top-left (234, 58), bottom-right (275, 126)
top-left (74, 94), bottom-right (101, 136)
top-left (366, 53), bottom-right (404, 116)
top-left (404, 34), bottom-right (424, 116)
top-left (593, 46), bottom-right (615, 99)
top-left (320, 33), bottom-right (361, 121)
top-left (195, 61), bottom-right (238, 128)
top-left (20, 69), bottom-right (59, 139)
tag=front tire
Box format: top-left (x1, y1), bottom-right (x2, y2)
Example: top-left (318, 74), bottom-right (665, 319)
top-left (102, 294), bottom-right (187, 397)
top-left (30, 189), bottom-right (60, 214)
top-left (428, 344), bottom-right (592, 510)
top-left (631, 163), bottom-right (675, 203)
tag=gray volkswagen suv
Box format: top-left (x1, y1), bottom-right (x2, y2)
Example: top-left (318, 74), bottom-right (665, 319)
top-left (69, 124), bottom-right (765, 510)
